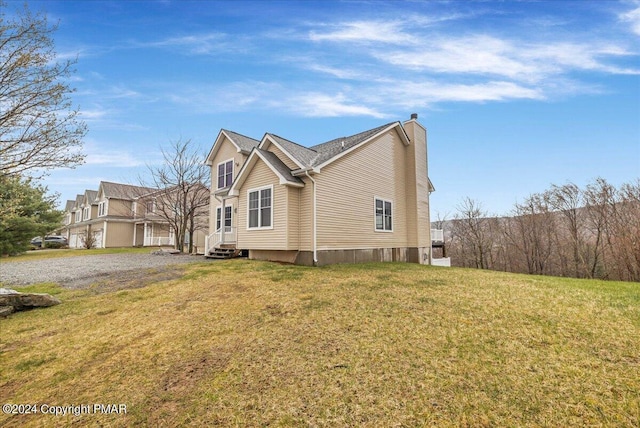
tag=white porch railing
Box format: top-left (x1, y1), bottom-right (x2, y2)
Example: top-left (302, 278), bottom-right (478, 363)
top-left (144, 236), bottom-right (175, 246)
top-left (205, 227), bottom-right (236, 254)
top-left (431, 229), bottom-right (444, 242)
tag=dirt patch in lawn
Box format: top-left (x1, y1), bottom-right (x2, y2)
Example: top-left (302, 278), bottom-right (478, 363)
top-left (64, 265), bottom-right (189, 293)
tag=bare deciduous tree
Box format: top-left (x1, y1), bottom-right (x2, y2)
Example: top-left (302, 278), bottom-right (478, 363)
top-left (445, 178), bottom-right (639, 282)
top-left (504, 193), bottom-right (555, 275)
top-left (0, 2), bottom-right (86, 176)
top-left (452, 197), bottom-right (493, 269)
top-left (141, 138), bottom-right (210, 253)
top-left (546, 183), bottom-right (585, 277)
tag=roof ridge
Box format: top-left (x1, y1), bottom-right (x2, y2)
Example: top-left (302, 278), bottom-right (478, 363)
top-left (222, 128), bottom-right (260, 143)
top-left (310, 121), bottom-right (398, 150)
top-left (267, 133), bottom-right (317, 153)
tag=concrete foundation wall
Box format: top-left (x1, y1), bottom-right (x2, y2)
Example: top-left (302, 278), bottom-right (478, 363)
top-left (248, 250), bottom-right (300, 264)
top-left (249, 247), bottom-right (430, 266)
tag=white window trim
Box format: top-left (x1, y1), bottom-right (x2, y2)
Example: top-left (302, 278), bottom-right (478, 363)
top-left (216, 159), bottom-right (234, 190)
top-left (83, 206), bottom-right (90, 221)
top-left (374, 196), bottom-right (393, 233)
top-left (98, 201), bottom-right (108, 217)
top-left (246, 184), bottom-right (274, 230)
top-left (75, 210), bottom-right (82, 222)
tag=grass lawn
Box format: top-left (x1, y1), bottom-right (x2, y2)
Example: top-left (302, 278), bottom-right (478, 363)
top-left (1, 247), bottom-right (158, 263)
top-left (1, 260), bottom-right (638, 427)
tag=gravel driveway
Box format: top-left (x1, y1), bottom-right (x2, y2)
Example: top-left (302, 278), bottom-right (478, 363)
top-left (0, 253), bottom-right (207, 288)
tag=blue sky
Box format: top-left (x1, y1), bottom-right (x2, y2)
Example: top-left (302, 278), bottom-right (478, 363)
top-left (21, 0), bottom-right (640, 216)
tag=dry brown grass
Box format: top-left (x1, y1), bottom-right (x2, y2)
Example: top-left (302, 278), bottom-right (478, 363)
top-left (1, 260), bottom-right (638, 427)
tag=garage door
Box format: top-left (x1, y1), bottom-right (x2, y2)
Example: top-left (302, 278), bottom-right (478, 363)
top-left (69, 233), bottom-right (79, 248)
top-left (93, 230), bottom-right (103, 248)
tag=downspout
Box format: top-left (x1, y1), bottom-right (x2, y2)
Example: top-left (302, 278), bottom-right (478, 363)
top-left (304, 170), bottom-right (318, 265)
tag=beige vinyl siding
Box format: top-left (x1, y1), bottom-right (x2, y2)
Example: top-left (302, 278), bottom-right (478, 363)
top-left (103, 221), bottom-right (134, 247)
top-left (236, 159), bottom-right (290, 250)
top-left (403, 120), bottom-right (431, 248)
top-left (297, 179), bottom-right (313, 251)
top-left (209, 137), bottom-right (247, 234)
top-left (213, 199), bottom-right (238, 230)
top-left (264, 142), bottom-right (300, 170)
top-left (192, 229), bottom-right (206, 251)
top-left (314, 130), bottom-right (409, 250)
top-left (287, 186), bottom-right (300, 249)
top-left (210, 137), bottom-right (245, 190)
top-left (107, 199), bottom-right (133, 217)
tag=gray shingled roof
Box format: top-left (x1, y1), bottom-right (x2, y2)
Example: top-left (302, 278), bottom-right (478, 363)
top-left (227, 121), bottom-right (407, 188)
top-left (256, 149), bottom-right (304, 185)
top-left (265, 134), bottom-right (317, 167)
top-left (74, 194), bottom-right (84, 208)
top-left (261, 122), bottom-right (400, 169)
top-left (308, 122), bottom-right (398, 167)
top-left (64, 200), bottom-right (75, 211)
top-left (84, 190), bottom-right (98, 205)
top-left (100, 182), bottom-right (154, 200)
top-left (222, 129), bottom-right (260, 153)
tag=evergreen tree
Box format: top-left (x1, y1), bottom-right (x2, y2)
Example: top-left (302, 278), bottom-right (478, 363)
top-left (0, 175), bottom-right (62, 255)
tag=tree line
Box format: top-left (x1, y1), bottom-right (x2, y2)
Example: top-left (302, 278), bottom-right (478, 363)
top-left (439, 178), bottom-right (640, 282)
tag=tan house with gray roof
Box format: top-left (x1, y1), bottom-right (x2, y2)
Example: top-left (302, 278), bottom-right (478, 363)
top-left (61, 181), bottom-right (208, 251)
top-left (205, 114), bottom-right (435, 265)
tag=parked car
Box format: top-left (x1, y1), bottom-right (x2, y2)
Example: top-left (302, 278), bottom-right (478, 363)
top-left (30, 236), bottom-right (68, 248)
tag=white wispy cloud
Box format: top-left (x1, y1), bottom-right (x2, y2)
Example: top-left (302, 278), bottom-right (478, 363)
top-left (78, 108), bottom-right (109, 120)
top-left (84, 150), bottom-right (145, 167)
top-left (389, 80), bottom-right (544, 105)
top-left (300, 11), bottom-right (639, 112)
top-left (285, 92), bottom-right (388, 118)
top-left (620, 2), bottom-right (640, 36)
top-left (380, 35), bottom-right (536, 80)
top-left (166, 81), bottom-right (280, 113)
top-left (380, 35), bottom-right (639, 82)
top-left (142, 32), bottom-right (246, 55)
top-left (309, 20), bottom-right (416, 45)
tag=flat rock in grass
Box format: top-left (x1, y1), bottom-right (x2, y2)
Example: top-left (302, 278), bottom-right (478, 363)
top-left (151, 248), bottom-right (181, 256)
top-left (0, 305), bottom-right (15, 317)
top-left (0, 288), bottom-right (61, 317)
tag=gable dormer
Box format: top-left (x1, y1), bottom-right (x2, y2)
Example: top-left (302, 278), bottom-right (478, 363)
top-left (207, 130), bottom-right (259, 192)
top-left (258, 134), bottom-right (314, 171)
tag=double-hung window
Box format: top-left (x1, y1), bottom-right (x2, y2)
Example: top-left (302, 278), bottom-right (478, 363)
top-left (98, 201), bottom-right (107, 217)
top-left (75, 210), bottom-right (82, 222)
top-left (217, 160), bottom-right (233, 189)
top-left (83, 207), bottom-right (90, 221)
top-left (248, 186), bottom-right (272, 229)
top-left (216, 206), bottom-right (232, 232)
top-left (375, 197), bottom-right (393, 232)
top-left (146, 199), bottom-right (156, 214)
